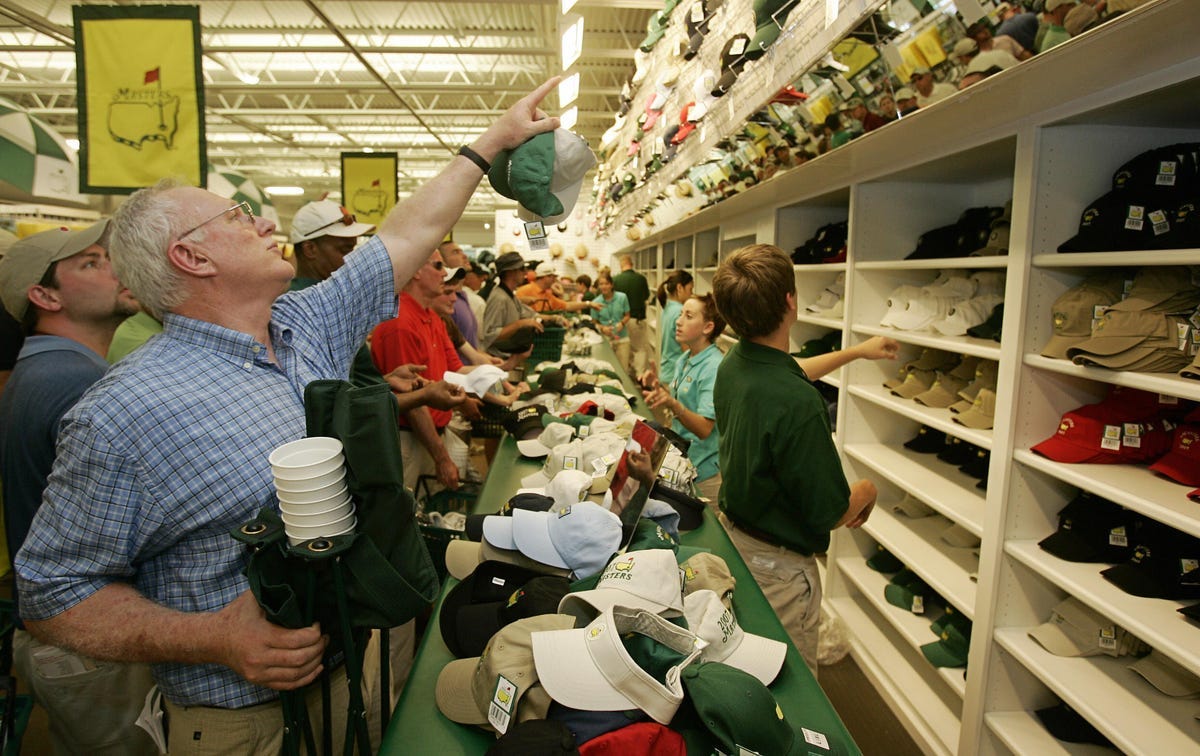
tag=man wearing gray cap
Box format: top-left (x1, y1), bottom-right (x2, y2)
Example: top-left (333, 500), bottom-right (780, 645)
top-left (0, 222), bottom-right (153, 755)
top-left (14, 78), bottom-right (560, 753)
top-left (288, 199), bottom-right (376, 289)
top-left (480, 250), bottom-right (544, 355)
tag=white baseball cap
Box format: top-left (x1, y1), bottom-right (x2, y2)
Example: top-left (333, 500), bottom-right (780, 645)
top-left (289, 200), bottom-right (375, 243)
top-left (558, 550), bottom-right (686, 624)
top-left (534, 261), bottom-right (556, 277)
top-left (683, 589), bottom-right (786, 684)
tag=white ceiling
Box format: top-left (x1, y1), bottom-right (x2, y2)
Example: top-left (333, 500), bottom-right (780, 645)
top-left (0, 0), bottom-right (658, 224)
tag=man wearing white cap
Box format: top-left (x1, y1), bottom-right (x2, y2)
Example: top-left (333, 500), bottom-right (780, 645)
top-left (0, 222), bottom-right (154, 755)
top-left (515, 261), bottom-right (601, 315)
top-left (911, 67), bottom-right (957, 108)
top-left (15, 78), bottom-right (561, 753)
top-left (288, 199), bottom-right (376, 290)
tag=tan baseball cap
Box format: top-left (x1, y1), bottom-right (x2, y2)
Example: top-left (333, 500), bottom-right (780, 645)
top-left (0, 220), bottom-right (110, 321)
top-left (1039, 275), bottom-right (1125, 359)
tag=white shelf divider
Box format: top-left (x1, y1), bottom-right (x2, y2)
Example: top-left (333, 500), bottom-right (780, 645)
top-left (840, 557), bottom-right (969, 698)
top-left (848, 383), bottom-right (995, 449)
top-left (1032, 249), bottom-right (1200, 268)
top-left (856, 258), bottom-right (1009, 271)
top-left (861, 508), bottom-right (980, 618)
top-left (843, 442), bottom-right (986, 535)
top-left (1013, 450), bottom-right (1200, 541)
top-left (1024, 354), bottom-right (1200, 404)
top-left (796, 312), bottom-right (845, 329)
top-left (827, 596), bottom-right (961, 756)
top-left (1005, 539), bottom-right (1200, 678)
top-left (994, 628), bottom-right (1200, 756)
top-left (853, 324), bottom-right (1003, 361)
top-left (794, 262), bottom-right (848, 273)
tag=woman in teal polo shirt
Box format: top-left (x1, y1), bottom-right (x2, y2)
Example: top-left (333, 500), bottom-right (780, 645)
top-left (644, 292), bottom-right (724, 503)
top-left (648, 270), bottom-right (693, 389)
top-left (593, 272), bottom-right (631, 367)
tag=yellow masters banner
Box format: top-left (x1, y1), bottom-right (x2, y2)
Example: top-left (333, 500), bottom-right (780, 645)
top-left (73, 5), bottom-right (206, 193)
top-left (341, 153), bottom-right (397, 230)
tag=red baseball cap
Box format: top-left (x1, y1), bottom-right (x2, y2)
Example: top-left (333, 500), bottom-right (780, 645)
top-left (1090, 385), bottom-right (1191, 421)
top-left (1031, 404), bottom-right (1172, 464)
top-left (578, 722), bottom-right (686, 755)
top-left (1149, 423), bottom-right (1200, 486)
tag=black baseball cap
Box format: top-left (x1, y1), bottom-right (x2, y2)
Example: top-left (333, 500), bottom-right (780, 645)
top-left (440, 569), bottom-right (572, 658)
top-left (648, 480), bottom-right (705, 532)
top-left (1034, 703), bottom-right (1114, 747)
top-left (485, 719), bottom-right (579, 755)
top-left (953, 206), bottom-right (1006, 256)
top-left (1038, 491), bottom-right (1143, 563)
top-left (465, 492), bottom-right (556, 541)
top-left (713, 34), bottom-right (751, 97)
top-left (959, 448), bottom-right (990, 482)
top-left (966, 303), bottom-right (1003, 341)
top-left (1111, 143), bottom-right (1199, 195)
top-left (904, 425), bottom-right (946, 454)
top-left (503, 405), bottom-right (548, 439)
top-left (936, 435), bottom-right (974, 466)
top-left (1057, 189), bottom-right (1175, 253)
top-left (684, 0), bottom-right (711, 59)
top-left (905, 223), bottom-right (961, 260)
top-left (1179, 601), bottom-right (1200, 622)
top-left (1100, 521), bottom-right (1200, 600)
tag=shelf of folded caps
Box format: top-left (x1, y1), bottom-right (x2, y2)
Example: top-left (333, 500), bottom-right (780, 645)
top-left (855, 257), bottom-right (1009, 271)
top-left (854, 506), bottom-right (978, 620)
top-left (1023, 354), bottom-right (1200, 404)
top-left (1005, 539), bottom-right (1200, 680)
top-left (983, 711), bottom-right (1116, 756)
top-left (847, 383), bottom-right (994, 450)
top-left (854, 324), bottom-right (1003, 362)
top-left (839, 557), bottom-right (968, 698)
top-left (827, 595), bottom-right (962, 756)
top-left (993, 627), bottom-right (1200, 756)
top-left (795, 311), bottom-right (845, 329)
top-left (1031, 249), bottom-right (1200, 268)
top-left (843, 442), bottom-right (985, 536)
top-left (1013, 450), bottom-right (1200, 541)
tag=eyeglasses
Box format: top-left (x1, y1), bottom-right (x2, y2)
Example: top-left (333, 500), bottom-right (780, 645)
top-left (177, 201), bottom-right (255, 241)
top-left (429, 260), bottom-right (445, 270)
top-left (301, 209), bottom-right (357, 238)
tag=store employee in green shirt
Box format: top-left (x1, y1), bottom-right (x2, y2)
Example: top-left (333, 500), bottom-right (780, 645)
top-left (644, 293), bottom-right (724, 502)
top-left (712, 243), bottom-right (897, 674)
top-left (611, 254), bottom-right (651, 375)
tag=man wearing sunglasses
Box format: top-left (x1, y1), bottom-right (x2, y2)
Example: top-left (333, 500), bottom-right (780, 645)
top-left (15, 78), bottom-right (562, 753)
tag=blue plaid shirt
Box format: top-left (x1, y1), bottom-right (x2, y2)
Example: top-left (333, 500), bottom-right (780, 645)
top-left (16, 238), bottom-right (397, 708)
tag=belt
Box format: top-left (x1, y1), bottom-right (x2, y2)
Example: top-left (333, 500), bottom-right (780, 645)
top-left (726, 515), bottom-right (811, 556)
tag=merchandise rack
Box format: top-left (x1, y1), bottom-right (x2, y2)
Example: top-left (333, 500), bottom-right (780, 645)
top-left (621, 2), bottom-right (1200, 753)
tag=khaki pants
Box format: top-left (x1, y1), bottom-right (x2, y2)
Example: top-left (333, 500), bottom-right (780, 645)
top-left (399, 428), bottom-right (436, 492)
top-left (717, 513), bottom-right (822, 677)
top-left (611, 338), bottom-right (632, 376)
top-left (627, 318), bottom-right (650, 375)
top-left (164, 667), bottom-right (354, 755)
top-left (695, 473), bottom-right (722, 514)
top-left (14, 630), bottom-right (157, 756)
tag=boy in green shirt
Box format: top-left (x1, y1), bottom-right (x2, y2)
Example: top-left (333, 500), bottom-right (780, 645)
top-left (713, 243), bottom-right (893, 673)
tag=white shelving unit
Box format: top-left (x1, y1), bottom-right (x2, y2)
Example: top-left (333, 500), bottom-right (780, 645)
top-left (624, 3), bottom-right (1200, 753)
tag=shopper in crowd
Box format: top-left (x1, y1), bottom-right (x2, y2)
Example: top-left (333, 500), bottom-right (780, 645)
top-left (436, 239), bottom-right (482, 355)
top-left (912, 67), bottom-right (957, 107)
top-left (644, 293), bottom-right (726, 503)
top-left (952, 37), bottom-right (1021, 80)
top-left (13, 79), bottom-right (560, 755)
top-left (895, 87), bottom-right (919, 116)
top-left (462, 260), bottom-right (489, 328)
top-left (0, 222), bottom-right (154, 755)
top-left (592, 272), bottom-right (631, 367)
top-left (1064, 1), bottom-right (1100, 36)
top-left (875, 93), bottom-right (898, 121)
top-left (573, 273), bottom-right (594, 301)
top-left (965, 19), bottom-right (1033, 61)
top-left (1039, 0), bottom-right (1078, 52)
top-left (611, 254), bottom-right (653, 375)
top-left (480, 250), bottom-right (543, 356)
top-left (107, 305), bottom-right (162, 362)
top-left (995, 2), bottom-right (1040, 52)
top-left (514, 261), bottom-right (601, 315)
top-left (289, 199), bottom-right (375, 290)
top-left (843, 97), bottom-right (891, 133)
top-left (711, 244), bottom-right (888, 673)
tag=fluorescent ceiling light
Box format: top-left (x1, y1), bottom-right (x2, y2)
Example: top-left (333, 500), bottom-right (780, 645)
top-left (560, 106), bottom-right (578, 131)
top-left (558, 72), bottom-right (580, 108)
top-left (265, 186), bottom-right (305, 196)
top-left (561, 0), bottom-right (578, 12)
top-left (561, 14), bottom-right (583, 70)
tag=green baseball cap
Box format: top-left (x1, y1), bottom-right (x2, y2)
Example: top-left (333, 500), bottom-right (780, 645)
top-left (746, 0), bottom-right (800, 60)
top-left (488, 129), bottom-right (596, 224)
top-left (626, 517), bottom-right (680, 552)
top-left (639, 10), bottom-right (671, 52)
top-left (920, 619), bottom-right (972, 668)
top-left (865, 546), bottom-right (904, 573)
top-left (681, 662), bottom-right (795, 755)
top-left (884, 569), bottom-right (934, 615)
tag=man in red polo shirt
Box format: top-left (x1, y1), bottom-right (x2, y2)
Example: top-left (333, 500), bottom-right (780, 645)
top-left (371, 249), bottom-right (473, 490)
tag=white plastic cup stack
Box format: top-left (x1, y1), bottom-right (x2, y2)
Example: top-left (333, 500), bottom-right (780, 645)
top-left (268, 437), bottom-right (356, 545)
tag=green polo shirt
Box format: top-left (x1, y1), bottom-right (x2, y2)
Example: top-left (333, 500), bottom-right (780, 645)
top-left (612, 268), bottom-right (651, 320)
top-left (714, 340), bottom-right (849, 555)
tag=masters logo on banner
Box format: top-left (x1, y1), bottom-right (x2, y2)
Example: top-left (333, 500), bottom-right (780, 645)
top-left (341, 153), bottom-right (398, 231)
top-left (73, 5), bottom-right (206, 193)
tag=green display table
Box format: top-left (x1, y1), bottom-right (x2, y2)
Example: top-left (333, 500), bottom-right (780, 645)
top-left (381, 341), bottom-right (859, 754)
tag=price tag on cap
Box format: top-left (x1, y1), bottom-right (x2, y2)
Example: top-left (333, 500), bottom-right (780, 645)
top-left (487, 675), bottom-right (517, 733)
top-left (1157, 160), bottom-right (1178, 185)
top-left (1098, 627), bottom-right (1117, 651)
top-left (802, 728), bottom-right (831, 750)
top-left (524, 221), bottom-right (548, 251)
top-left (1124, 205), bottom-right (1145, 231)
top-left (1101, 424), bottom-right (1122, 451)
